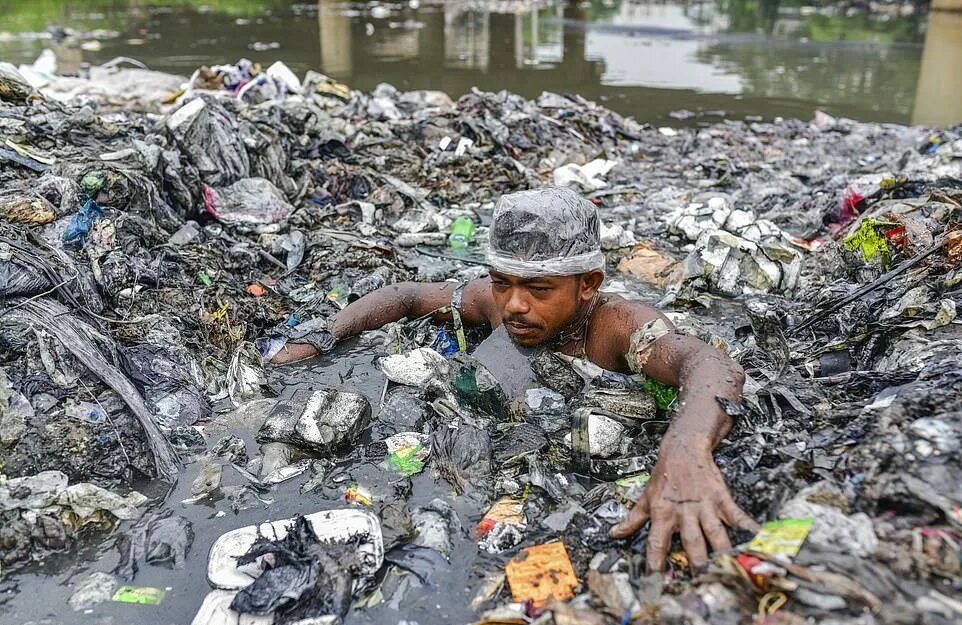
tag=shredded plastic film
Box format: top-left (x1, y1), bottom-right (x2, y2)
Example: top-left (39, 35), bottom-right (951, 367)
top-left (485, 187), bottom-right (606, 277)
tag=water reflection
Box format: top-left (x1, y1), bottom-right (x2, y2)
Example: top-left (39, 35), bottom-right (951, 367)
top-left (912, 10), bottom-right (962, 127)
top-left (313, 0), bottom-right (933, 124)
top-left (0, 0), bottom-right (956, 125)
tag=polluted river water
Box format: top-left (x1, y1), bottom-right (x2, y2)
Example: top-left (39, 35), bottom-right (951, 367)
top-left (1, 0), bottom-right (961, 127)
top-left (1, 1), bottom-right (962, 625)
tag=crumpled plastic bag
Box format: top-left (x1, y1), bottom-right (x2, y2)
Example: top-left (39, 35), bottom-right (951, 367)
top-left (166, 96), bottom-right (250, 186)
top-left (57, 482), bottom-right (149, 521)
top-left (665, 197), bottom-right (802, 296)
top-left (379, 348), bottom-right (451, 387)
top-left (203, 178), bottom-right (293, 227)
top-left (553, 159), bottom-right (617, 191)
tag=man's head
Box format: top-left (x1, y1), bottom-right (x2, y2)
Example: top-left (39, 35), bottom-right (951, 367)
top-left (485, 187), bottom-right (605, 346)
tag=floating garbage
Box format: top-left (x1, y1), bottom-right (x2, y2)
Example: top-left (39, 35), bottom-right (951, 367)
top-left (256, 389), bottom-right (372, 454)
top-left (505, 541), bottom-right (580, 608)
top-left (1, 45), bottom-right (961, 625)
top-left (200, 509), bottom-right (383, 623)
top-left (206, 509), bottom-right (384, 591)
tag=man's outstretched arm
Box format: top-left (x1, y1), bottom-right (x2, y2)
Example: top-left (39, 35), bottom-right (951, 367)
top-left (608, 307), bottom-right (759, 571)
top-left (271, 279), bottom-right (494, 363)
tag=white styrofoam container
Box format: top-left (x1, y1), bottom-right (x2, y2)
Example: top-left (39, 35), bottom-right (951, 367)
top-left (191, 590), bottom-right (273, 625)
top-left (206, 508), bottom-right (383, 591)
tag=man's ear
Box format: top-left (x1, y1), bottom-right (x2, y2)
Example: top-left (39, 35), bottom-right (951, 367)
top-left (579, 270), bottom-right (605, 300)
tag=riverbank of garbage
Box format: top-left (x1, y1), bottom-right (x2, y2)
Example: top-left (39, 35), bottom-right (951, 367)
top-left (1, 55), bottom-right (961, 625)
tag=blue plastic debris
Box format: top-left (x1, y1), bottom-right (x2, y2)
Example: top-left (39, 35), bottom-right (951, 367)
top-left (0, 147), bottom-right (49, 172)
top-left (62, 198), bottom-right (104, 247)
top-left (431, 327), bottom-right (460, 358)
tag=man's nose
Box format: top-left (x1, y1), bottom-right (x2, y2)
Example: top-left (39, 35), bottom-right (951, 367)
top-left (505, 289), bottom-right (530, 315)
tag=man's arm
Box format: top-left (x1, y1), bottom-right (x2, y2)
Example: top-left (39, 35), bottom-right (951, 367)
top-left (271, 278), bottom-right (494, 363)
top-left (604, 302), bottom-right (759, 572)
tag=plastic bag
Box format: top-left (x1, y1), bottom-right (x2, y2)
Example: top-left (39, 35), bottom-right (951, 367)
top-left (486, 187), bottom-right (605, 277)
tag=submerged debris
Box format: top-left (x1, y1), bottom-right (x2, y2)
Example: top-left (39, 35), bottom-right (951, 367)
top-left (1, 50), bottom-right (961, 625)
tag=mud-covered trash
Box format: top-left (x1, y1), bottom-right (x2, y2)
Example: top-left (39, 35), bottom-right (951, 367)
top-left (113, 510), bottom-right (194, 579)
top-left (0, 369), bottom-right (30, 445)
top-left (383, 543), bottom-right (450, 587)
top-left (617, 243), bottom-right (678, 287)
top-left (228, 515), bottom-right (363, 620)
top-left (207, 509), bottom-right (383, 592)
top-left (411, 499), bottom-right (462, 556)
top-left (165, 96), bottom-right (249, 186)
top-left (69, 571), bottom-right (118, 612)
top-left (0, 62), bottom-right (35, 102)
top-left (378, 347), bottom-right (450, 387)
top-left (553, 159), bottom-right (617, 191)
top-left (256, 388), bottom-right (371, 454)
top-left (566, 410), bottom-right (626, 458)
top-left (778, 483), bottom-right (877, 558)
top-left (203, 509), bottom-right (381, 622)
top-left (666, 197), bottom-right (802, 296)
top-left (524, 388), bottom-right (565, 416)
top-left (599, 222), bottom-right (637, 252)
top-left (226, 343), bottom-right (267, 402)
top-left (0, 471), bottom-right (148, 528)
top-left (586, 570), bottom-right (641, 620)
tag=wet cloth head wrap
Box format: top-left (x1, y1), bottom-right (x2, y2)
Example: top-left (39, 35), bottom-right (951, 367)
top-left (485, 187), bottom-right (606, 278)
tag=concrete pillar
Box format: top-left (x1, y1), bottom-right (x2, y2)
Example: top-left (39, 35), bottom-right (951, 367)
top-left (911, 10), bottom-right (962, 127)
top-left (318, 0), bottom-right (352, 77)
top-left (932, 0), bottom-right (962, 11)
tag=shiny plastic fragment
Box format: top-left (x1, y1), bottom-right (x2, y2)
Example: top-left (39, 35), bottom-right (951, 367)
top-left (747, 517), bottom-right (814, 557)
top-left (112, 585), bottom-right (166, 605)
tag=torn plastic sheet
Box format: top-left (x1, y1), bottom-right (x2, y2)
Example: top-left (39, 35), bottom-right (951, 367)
top-left (5, 299), bottom-right (179, 479)
top-left (485, 187), bottom-right (605, 278)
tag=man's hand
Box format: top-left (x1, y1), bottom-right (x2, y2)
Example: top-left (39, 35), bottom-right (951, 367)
top-left (609, 438), bottom-right (759, 572)
top-left (269, 329), bottom-right (337, 364)
top-left (270, 342), bottom-right (321, 364)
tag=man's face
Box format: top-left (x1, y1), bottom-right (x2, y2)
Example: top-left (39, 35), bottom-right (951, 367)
top-left (489, 270), bottom-right (589, 346)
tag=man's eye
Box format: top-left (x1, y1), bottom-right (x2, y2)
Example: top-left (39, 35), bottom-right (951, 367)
top-left (529, 286), bottom-right (551, 293)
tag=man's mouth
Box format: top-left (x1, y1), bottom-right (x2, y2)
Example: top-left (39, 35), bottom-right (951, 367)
top-left (505, 320), bottom-right (539, 336)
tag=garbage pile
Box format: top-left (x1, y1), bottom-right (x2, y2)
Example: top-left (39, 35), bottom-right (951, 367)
top-left (1, 54), bottom-right (962, 624)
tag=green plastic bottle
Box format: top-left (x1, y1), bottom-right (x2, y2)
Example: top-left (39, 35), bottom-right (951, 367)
top-left (448, 217), bottom-right (475, 249)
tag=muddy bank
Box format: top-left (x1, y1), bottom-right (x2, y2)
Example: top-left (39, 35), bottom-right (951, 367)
top-left (1, 56), bottom-right (961, 625)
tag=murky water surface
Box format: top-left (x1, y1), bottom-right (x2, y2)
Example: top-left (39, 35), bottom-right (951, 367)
top-left (1, 0), bottom-right (960, 126)
top-left (2, 340), bottom-right (485, 625)
top-left (0, 1), bottom-right (958, 624)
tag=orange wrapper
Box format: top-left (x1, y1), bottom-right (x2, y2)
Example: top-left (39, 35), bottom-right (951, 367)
top-left (505, 541), bottom-right (578, 608)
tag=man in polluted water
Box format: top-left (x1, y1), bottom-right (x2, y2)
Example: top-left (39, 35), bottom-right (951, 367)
top-left (272, 186), bottom-right (759, 571)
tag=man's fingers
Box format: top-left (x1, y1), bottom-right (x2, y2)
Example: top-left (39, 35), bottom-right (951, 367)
top-left (721, 499), bottom-right (761, 533)
top-left (645, 516), bottom-right (674, 574)
top-left (609, 499), bottom-right (649, 538)
top-left (700, 508), bottom-right (732, 553)
top-left (680, 513), bottom-right (709, 573)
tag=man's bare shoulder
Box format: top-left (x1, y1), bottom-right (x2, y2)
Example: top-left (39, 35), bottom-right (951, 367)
top-left (584, 293), bottom-right (672, 371)
top-left (595, 292), bottom-right (670, 329)
top-left (462, 276), bottom-right (498, 325)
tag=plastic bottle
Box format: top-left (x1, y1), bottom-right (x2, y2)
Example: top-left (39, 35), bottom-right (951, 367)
top-left (348, 267), bottom-right (390, 302)
top-left (447, 217), bottom-right (475, 249)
